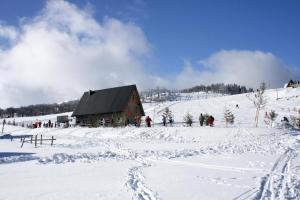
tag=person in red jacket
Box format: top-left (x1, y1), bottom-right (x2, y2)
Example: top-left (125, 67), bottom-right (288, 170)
top-left (145, 116), bottom-right (152, 127)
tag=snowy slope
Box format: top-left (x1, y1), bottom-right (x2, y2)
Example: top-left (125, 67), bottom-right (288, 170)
top-left (0, 87), bottom-right (300, 200)
top-left (145, 87), bottom-right (300, 127)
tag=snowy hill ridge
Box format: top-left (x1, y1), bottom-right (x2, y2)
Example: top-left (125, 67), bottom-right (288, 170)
top-left (0, 87), bottom-right (300, 200)
top-left (8, 87), bottom-right (300, 128)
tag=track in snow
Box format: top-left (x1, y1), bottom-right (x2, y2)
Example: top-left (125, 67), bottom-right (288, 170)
top-left (127, 166), bottom-right (158, 200)
top-left (254, 140), bottom-right (300, 200)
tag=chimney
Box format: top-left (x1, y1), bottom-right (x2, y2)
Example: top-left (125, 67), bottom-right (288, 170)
top-left (89, 90), bottom-right (94, 96)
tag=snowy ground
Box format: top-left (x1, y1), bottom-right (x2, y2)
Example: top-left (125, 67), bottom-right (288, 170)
top-left (0, 87), bottom-right (300, 200)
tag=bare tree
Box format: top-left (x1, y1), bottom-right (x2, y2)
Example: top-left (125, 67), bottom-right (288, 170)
top-left (253, 82), bottom-right (267, 127)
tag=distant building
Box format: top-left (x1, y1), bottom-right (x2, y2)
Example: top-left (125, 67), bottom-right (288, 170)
top-left (72, 85), bottom-right (145, 127)
top-left (284, 80), bottom-right (300, 88)
top-left (57, 115), bottom-right (69, 123)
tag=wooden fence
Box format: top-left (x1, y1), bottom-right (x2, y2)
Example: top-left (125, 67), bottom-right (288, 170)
top-left (20, 135), bottom-right (56, 148)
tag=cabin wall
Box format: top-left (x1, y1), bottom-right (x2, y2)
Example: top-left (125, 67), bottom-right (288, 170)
top-left (124, 90), bottom-right (143, 125)
top-left (75, 112), bottom-right (124, 127)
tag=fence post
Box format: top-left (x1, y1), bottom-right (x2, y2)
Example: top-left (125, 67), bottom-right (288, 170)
top-left (51, 136), bottom-right (54, 146)
top-left (40, 135), bottom-right (42, 145)
top-left (30, 136), bottom-right (33, 143)
top-left (1, 122), bottom-right (4, 134)
top-left (21, 138), bottom-right (25, 148)
top-left (35, 135), bottom-right (37, 148)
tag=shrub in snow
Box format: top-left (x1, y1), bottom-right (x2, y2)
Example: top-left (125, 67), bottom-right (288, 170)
top-left (288, 112), bottom-right (300, 129)
top-left (163, 107), bottom-right (174, 125)
top-left (296, 110), bottom-right (300, 129)
top-left (224, 108), bottom-right (234, 127)
top-left (183, 112), bottom-right (193, 126)
top-left (264, 110), bottom-right (278, 127)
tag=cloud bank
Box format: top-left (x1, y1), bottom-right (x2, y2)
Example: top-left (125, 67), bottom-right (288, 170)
top-left (0, 0), bottom-right (166, 108)
top-left (176, 50), bottom-right (299, 89)
top-left (0, 1), bottom-right (298, 108)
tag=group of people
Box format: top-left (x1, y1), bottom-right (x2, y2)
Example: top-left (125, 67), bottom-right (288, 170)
top-left (162, 115), bottom-right (173, 126)
top-left (199, 113), bottom-right (215, 126)
top-left (148, 113), bottom-right (215, 127)
top-left (32, 120), bottom-right (70, 129)
top-left (32, 120), bottom-right (56, 128)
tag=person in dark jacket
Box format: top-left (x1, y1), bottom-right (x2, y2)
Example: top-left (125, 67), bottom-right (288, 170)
top-left (199, 113), bottom-right (204, 126)
top-left (162, 115), bottom-right (166, 126)
top-left (169, 116), bottom-right (173, 126)
top-left (145, 116), bottom-right (152, 127)
top-left (208, 116), bottom-right (215, 126)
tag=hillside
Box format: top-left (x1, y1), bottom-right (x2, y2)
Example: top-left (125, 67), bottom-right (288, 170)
top-left (145, 87), bottom-right (300, 127)
top-left (0, 87), bottom-right (299, 200)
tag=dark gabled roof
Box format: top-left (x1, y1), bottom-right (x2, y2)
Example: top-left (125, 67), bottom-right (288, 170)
top-left (72, 85), bottom-right (144, 116)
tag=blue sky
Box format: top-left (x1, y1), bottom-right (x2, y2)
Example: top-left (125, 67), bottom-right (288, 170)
top-left (0, 0), bottom-right (299, 74)
top-left (0, 0), bottom-right (299, 107)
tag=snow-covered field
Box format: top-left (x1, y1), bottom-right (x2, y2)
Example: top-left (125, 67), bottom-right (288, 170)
top-left (1, 87), bottom-right (300, 200)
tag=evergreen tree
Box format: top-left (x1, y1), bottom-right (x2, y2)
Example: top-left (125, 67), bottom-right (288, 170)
top-left (269, 110), bottom-right (278, 126)
top-left (264, 110), bottom-right (278, 127)
top-left (224, 108), bottom-right (234, 127)
top-left (163, 107), bottom-right (173, 125)
top-left (163, 107), bottom-right (173, 119)
top-left (183, 112), bottom-right (193, 126)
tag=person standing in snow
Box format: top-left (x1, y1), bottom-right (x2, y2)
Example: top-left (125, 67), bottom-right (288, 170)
top-left (162, 115), bottom-right (166, 126)
top-left (208, 116), bottom-right (215, 127)
top-left (145, 116), bottom-right (152, 127)
top-left (199, 113), bottom-right (204, 126)
top-left (169, 116), bottom-right (173, 126)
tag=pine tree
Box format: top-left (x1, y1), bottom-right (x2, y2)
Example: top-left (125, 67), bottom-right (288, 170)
top-left (224, 108), bottom-right (234, 127)
top-left (163, 107), bottom-right (173, 119)
top-left (269, 110), bottom-right (278, 127)
top-left (264, 110), bottom-right (278, 127)
top-left (183, 112), bottom-right (193, 126)
top-left (163, 107), bottom-right (174, 126)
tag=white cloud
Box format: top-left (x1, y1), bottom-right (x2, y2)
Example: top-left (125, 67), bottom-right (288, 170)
top-left (175, 50), bottom-right (300, 89)
top-left (0, 1), bottom-right (298, 108)
top-left (0, 0), bottom-right (161, 108)
top-left (0, 23), bottom-right (18, 41)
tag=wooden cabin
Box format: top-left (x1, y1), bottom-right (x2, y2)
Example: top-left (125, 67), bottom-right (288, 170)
top-left (72, 85), bottom-right (145, 127)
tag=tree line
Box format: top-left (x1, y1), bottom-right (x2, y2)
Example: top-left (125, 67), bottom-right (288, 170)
top-left (140, 83), bottom-right (253, 103)
top-left (0, 83), bottom-right (253, 118)
top-left (181, 83), bottom-right (253, 95)
top-left (0, 100), bottom-right (79, 118)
